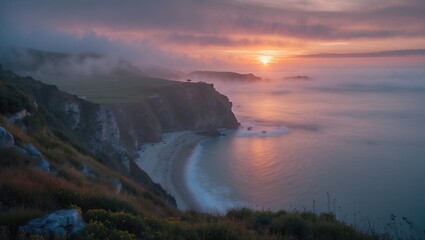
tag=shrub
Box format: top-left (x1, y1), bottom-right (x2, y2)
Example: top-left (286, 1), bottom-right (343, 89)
top-left (0, 225), bottom-right (11, 240)
top-left (0, 148), bottom-right (33, 168)
top-left (180, 210), bottom-right (206, 224)
top-left (78, 221), bottom-right (137, 240)
top-left (270, 215), bottom-right (312, 240)
top-left (0, 208), bottom-right (45, 238)
top-left (0, 83), bottom-right (34, 115)
top-left (143, 216), bottom-right (165, 233)
top-left (84, 209), bottom-right (143, 235)
top-left (312, 221), bottom-right (366, 240)
top-left (74, 193), bottom-right (138, 214)
top-left (300, 212), bottom-right (317, 222)
top-left (226, 208), bottom-right (253, 221)
top-left (250, 211), bottom-right (275, 234)
top-left (198, 222), bottom-right (234, 240)
top-left (319, 213), bottom-right (336, 222)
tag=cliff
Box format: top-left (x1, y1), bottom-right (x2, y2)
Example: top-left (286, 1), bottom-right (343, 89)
top-left (0, 67), bottom-right (238, 207)
top-left (106, 82), bottom-right (238, 154)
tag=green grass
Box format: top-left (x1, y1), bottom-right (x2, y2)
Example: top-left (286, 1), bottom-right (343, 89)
top-left (58, 77), bottom-right (181, 104)
top-left (0, 81), bottom-right (35, 114)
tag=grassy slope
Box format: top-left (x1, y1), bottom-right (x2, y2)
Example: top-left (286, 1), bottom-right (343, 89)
top-left (52, 75), bottom-right (179, 104)
top-left (0, 71), bottom-right (382, 240)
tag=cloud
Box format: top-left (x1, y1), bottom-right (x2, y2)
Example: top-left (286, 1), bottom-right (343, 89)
top-left (161, 33), bottom-right (293, 47)
top-left (1, 0), bottom-right (425, 69)
top-left (0, 22), bottom-right (200, 69)
top-left (296, 49), bottom-right (425, 58)
top-left (3, 0), bottom-right (425, 39)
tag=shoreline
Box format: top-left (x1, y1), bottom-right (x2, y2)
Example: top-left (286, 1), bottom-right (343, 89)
top-left (135, 131), bottom-right (207, 211)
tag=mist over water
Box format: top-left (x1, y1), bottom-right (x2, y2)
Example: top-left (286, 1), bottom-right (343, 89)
top-left (186, 61), bottom-right (425, 231)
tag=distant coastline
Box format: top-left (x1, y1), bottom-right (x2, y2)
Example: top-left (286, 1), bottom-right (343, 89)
top-left (282, 75), bottom-right (311, 81)
top-left (187, 71), bottom-right (262, 82)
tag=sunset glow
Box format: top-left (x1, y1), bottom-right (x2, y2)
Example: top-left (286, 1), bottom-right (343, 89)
top-left (258, 55), bottom-right (273, 66)
top-left (1, 0), bottom-right (425, 70)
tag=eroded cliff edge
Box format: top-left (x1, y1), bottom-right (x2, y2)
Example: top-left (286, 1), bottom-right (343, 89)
top-left (108, 82), bottom-right (238, 152)
top-left (0, 67), bottom-right (238, 206)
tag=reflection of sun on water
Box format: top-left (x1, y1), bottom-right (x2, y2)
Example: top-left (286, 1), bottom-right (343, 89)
top-left (258, 55), bottom-right (273, 65)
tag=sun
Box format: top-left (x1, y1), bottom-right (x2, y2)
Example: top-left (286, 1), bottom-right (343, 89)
top-left (258, 55), bottom-right (273, 65)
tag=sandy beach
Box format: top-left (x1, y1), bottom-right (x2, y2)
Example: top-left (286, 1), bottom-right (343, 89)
top-left (135, 131), bottom-right (207, 211)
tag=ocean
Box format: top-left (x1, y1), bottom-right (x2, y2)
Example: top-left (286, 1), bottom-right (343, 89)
top-left (185, 59), bottom-right (425, 232)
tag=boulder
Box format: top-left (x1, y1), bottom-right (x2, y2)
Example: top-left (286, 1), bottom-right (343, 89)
top-left (0, 126), bottom-right (14, 148)
top-left (12, 145), bottom-right (28, 155)
top-left (38, 159), bottom-right (51, 172)
top-left (38, 159), bottom-right (57, 175)
top-left (82, 164), bottom-right (96, 178)
top-left (26, 144), bottom-right (43, 157)
top-left (19, 209), bottom-right (85, 236)
top-left (111, 178), bottom-right (123, 194)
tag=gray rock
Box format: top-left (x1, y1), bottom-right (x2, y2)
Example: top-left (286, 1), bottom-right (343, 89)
top-left (8, 109), bottom-right (30, 122)
top-left (0, 126), bottom-right (14, 148)
top-left (82, 164), bottom-right (95, 178)
top-left (111, 178), bottom-right (123, 194)
top-left (12, 145), bottom-right (28, 155)
top-left (38, 159), bottom-right (51, 172)
top-left (19, 209), bottom-right (85, 236)
top-left (38, 159), bottom-right (57, 176)
top-left (26, 144), bottom-right (43, 157)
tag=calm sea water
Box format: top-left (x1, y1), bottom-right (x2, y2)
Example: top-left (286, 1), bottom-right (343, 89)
top-left (185, 60), bottom-right (425, 232)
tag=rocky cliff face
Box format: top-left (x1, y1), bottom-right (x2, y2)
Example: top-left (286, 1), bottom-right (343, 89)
top-left (2, 69), bottom-right (237, 154)
top-left (1, 68), bottom-right (238, 205)
top-left (107, 82), bottom-right (238, 153)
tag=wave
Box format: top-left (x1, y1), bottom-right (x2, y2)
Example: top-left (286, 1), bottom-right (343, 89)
top-left (185, 142), bottom-right (246, 214)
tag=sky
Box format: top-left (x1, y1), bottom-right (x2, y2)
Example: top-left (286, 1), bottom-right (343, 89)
top-left (1, 0), bottom-right (425, 71)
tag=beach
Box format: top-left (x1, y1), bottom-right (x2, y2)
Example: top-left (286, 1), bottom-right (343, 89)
top-left (135, 131), bottom-right (207, 211)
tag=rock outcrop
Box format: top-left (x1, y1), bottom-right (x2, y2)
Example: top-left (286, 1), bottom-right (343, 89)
top-left (0, 126), bottom-right (14, 148)
top-left (19, 209), bottom-right (85, 236)
top-left (111, 178), bottom-right (123, 194)
top-left (26, 144), bottom-right (43, 157)
top-left (0, 125), bottom-right (56, 174)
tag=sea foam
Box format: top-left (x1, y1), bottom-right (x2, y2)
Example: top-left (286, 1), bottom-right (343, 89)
top-left (185, 141), bottom-right (246, 214)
